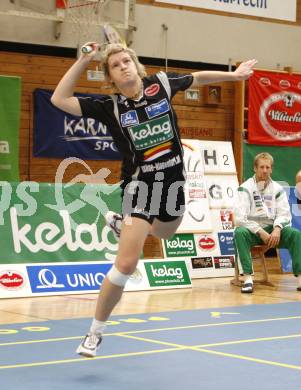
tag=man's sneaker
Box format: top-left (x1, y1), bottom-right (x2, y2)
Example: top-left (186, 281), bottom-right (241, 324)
top-left (105, 211), bottom-right (122, 239)
top-left (76, 333), bottom-right (102, 358)
top-left (241, 282), bottom-right (253, 294)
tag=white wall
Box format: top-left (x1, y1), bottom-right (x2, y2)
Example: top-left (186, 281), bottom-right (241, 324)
top-left (0, 1), bottom-right (301, 71)
top-left (133, 5), bottom-right (301, 71)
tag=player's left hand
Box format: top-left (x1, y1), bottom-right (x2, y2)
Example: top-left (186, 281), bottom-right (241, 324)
top-left (267, 226), bottom-right (281, 248)
top-left (234, 59), bottom-right (258, 81)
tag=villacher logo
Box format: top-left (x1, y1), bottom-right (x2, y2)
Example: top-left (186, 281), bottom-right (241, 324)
top-left (259, 92), bottom-right (301, 142)
top-left (198, 235), bottom-right (215, 251)
top-left (0, 270), bottom-right (25, 290)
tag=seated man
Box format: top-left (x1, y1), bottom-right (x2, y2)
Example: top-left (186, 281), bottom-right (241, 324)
top-left (234, 152), bottom-right (301, 293)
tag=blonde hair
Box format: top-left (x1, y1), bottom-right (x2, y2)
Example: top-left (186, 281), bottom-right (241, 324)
top-left (254, 152), bottom-right (274, 168)
top-left (101, 44), bottom-right (147, 83)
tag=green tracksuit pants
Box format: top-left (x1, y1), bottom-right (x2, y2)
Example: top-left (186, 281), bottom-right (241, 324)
top-left (234, 225), bottom-right (301, 276)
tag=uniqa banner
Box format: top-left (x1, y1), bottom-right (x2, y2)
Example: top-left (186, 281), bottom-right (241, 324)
top-left (33, 89), bottom-right (121, 160)
top-left (248, 70), bottom-right (301, 146)
top-left (155, 0), bottom-right (297, 22)
top-left (0, 181), bottom-right (122, 264)
top-left (0, 76), bottom-right (21, 181)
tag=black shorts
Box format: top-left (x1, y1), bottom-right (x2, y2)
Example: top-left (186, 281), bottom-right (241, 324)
top-left (121, 175), bottom-right (186, 224)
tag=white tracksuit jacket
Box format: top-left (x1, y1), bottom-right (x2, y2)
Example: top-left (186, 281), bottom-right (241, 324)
top-left (234, 176), bottom-right (291, 234)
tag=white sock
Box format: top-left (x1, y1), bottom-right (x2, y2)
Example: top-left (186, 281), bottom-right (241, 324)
top-left (244, 275), bottom-right (253, 284)
top-left (89, 319), bottom-right (107, 336)
top-left (297, 275), bottom-right (301, 287)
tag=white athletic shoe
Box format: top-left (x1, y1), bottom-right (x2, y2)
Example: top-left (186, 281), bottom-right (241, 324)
top-left (105, 211), bottom-right (122, 239)
top-left (241, 282), bottom-right (253, 294)
top-left (76, 333), bottom-right (102, 358)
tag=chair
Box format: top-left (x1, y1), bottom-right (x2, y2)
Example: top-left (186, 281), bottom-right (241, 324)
top-left (231, 245), bottom-right (275, 287)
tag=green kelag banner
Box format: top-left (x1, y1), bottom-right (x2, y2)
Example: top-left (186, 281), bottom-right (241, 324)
top-left (0, 76), bottom-right (21, 181)
top-left (243, 143), bottom-right (301, 186)
top-left (0, 182), bottom-right (122, 264)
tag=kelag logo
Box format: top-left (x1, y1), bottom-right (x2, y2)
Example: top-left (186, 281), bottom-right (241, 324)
top-left (27, 263), bottom-right (112, 293)
top-left (218, 232), bottom-right (235, 255)
top-left (128, 114), bottom-right (173, 150)
top-left (164, 233), bottom-right (196, 257)
top-left (144, 261), bottom-right (190, 287)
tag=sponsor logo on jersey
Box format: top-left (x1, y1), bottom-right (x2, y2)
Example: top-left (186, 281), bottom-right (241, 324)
top-left (145, 83), bottom-right (160, 96)
top-left (134, 100), bottom-right (148, 108)
top-left (121, 110), bottom-right (139, 127)
top-left (141, 155), bottom-right (181, 173)
top-left (143, 141), bottom-right (172, 162)
top-left (128, 114), bottom-right (174, 150)
top-left (145, 99), bottom-right (170, 119)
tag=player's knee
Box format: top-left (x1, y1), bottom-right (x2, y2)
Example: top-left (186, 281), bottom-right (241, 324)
top-left (106, 265), bottom-right (132, 287)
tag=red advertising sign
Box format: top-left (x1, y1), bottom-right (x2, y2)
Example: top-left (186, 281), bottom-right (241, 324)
top-left (248, 70), bottom-right (301, 146)
top-left (198, 235), bottom-right (216, 251)
top-left (0, 271), bottom-right (25, 290)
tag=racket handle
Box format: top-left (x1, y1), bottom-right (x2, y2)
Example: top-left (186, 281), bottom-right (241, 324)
top-left (81, 45), bottom-right (93, 54)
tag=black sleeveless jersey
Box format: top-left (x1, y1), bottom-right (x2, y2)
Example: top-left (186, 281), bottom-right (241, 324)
top-left (78, 71), bottom-right (193, 182)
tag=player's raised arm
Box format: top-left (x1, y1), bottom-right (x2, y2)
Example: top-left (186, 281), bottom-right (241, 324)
top-left (191, 59), bottom-right (258, 87)
top-left (51, 42), bottom-right (100, 116)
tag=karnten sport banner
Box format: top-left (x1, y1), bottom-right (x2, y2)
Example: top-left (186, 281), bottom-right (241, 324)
top-left (0, 75), bottom-right (21, 181)
top-left (33, 89), bottom-right (121, 160)
top-left (248, 70), bottom-right (301, 146)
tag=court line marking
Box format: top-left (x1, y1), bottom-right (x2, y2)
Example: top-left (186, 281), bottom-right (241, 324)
top-left (1, 314), bottom-right (301, 347)
top-left (2, 329), bottom-right (301, 371)
top-left (0, 347), bottom-right (186, 370)
top-left (118, 333), bottom-right (185, 349)
top-left (194, 348), bottom-right (301, 371)
top-left (120, 332), bottom-right (301, 349)
top-left (195, 333), bottom-right (301, 348)
top-left (118, 333), bottom-right (301, 371)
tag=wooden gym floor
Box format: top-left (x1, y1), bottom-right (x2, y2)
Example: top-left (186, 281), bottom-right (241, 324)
top-left (1, 260), bottom-right (301, 326)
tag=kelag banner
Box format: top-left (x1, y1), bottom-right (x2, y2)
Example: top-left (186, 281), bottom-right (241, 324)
top-left (33, 89), bottom-right (121, 160)
top-left (0, 181), bottom-right (122, 264)
top-left (248, 70), bottom-right (301, 146)
top-left (243, 143), bottom-right (301, 186)
top-left (0, 75), bottom-right (21, 181)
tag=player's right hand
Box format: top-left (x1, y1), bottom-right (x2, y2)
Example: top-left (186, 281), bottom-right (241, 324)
top-left (80, 42), bottom-right (100, 59)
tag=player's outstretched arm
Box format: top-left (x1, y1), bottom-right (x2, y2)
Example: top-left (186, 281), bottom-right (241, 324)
top-left (191, 59), bottom-right (258, 87)
top-left (51, 42), bottom-right (100, 116)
